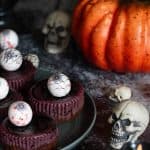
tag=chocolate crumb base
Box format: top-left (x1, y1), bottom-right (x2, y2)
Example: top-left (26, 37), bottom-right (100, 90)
top-left (0, 115), bottom-right (58, 150)
top-left (29, 80), bottom-right (84, 122)
top-left (0, 60), bottom-right (36, 91)
top-left (0, 90), bottom-right (23, 121)
top-left (4, 116), bottom-right (56, 135)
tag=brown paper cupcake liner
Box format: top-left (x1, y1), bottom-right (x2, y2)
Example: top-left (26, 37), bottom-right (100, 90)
top-left (29, 80), bottom-right (84, 122)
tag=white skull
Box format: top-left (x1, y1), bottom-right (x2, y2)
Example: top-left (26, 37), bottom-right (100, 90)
top-left (42, 10), bottom-right (71, 54)
top-left (108, 100), bottom-right (149, 150)
top-left (109, 86), bottom-right (132, 102)
top-left (24, 53), bottom-right (39, 68)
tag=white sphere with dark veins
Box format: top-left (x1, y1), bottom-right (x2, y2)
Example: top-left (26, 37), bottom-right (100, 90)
top-left (8, 101), bottom-right (33, 127)
top-left (47, 73), bottom-right (71, 97)
top-left (0, 29), bottom-right (19, 50)
top-left (24, 53), bottom-right (39, 68)
top-left (0, 49), bottom-right (23, 71)
top-left (0, 77), bottom-right (9, 100)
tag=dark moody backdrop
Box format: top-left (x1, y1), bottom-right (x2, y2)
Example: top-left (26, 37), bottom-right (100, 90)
top-left (14, 0), bottom-right (78, 31)
top-left (12, 0), bottom-right (150, 149)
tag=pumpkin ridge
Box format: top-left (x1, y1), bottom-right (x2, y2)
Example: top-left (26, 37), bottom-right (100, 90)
top-left (141, 8), bottom-right (150, 71)
top-left (105, 6), bottom-right (126, 72)
top-left (123, 3), bottom-right (146, 72)
top-left (122, 5), bottom-right (129, 72)
top-left (71, 0), bottom-right (150, 72)
top-left (81, 0), bottom-right (119, 61)
top-left (79, 0), bottom-right (101, 59)
top-left (71, 0), bottom-right (89, 44)
top-left (77, 0), bottom-right (97, 49)
top-left (77, 1), bottom-right (92, 46)
top-left (136, 4), bottom-right (147, 72)
top-left (90, 13), bottom-right (114, 70)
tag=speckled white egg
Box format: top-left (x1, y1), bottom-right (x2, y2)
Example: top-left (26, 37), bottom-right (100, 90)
top-left (0, 77), bottom-right (9, 100)
top-left (24, 53), bottom-right (39, 68)
top-left (0, 29), bottom-right (19, 50)
top-left (8, 101), bottom-right (33, 127)
top-left (47, 73), bottom-right (71, 97)
top-left (0, 49), bottom-right (23, 71)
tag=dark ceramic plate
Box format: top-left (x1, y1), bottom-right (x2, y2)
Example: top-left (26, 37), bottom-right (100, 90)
top-left (0, 93), bottom-right (96, 150)
top-left (58, 93), bottom-right (96, 150)
top-left (36, 68), bottom-right (97, 150)
top-left (0, 68), bottom-right (96, 150)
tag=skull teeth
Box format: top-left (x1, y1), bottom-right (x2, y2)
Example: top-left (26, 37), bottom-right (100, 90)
top-left (111, 134), bottom-right (129, 140)
top-left (110, 137), bottom-right (127, 147)
top-left (111, 137), bottom-right (127, 142)
top-left (112, 130), bottom-right (125, 137)
top-left (111, 130), bottom-right (129, 143)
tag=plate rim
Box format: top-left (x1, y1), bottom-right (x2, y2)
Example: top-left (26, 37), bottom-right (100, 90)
top-left (60, 93), bottom-right (97, 150)
top-left (35, 69), bottom-right (97, 150)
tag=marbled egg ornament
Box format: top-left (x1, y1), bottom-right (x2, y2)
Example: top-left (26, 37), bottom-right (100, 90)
top-left (47, 73), bottom-right (71, 97)
top-left (0, 29), bottom-right (19, 50)
top-left (0, 49), bottom-right (23, 71)
top-left (8, 101), bottom-right (33, 127)
top-left (0, 77), bottom-right (9, 100)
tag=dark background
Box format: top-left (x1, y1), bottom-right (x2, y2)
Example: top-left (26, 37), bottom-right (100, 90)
top-left (3, 1), bottom-right (150, 149)
top-left (14, 0), bottom-right (78, 31)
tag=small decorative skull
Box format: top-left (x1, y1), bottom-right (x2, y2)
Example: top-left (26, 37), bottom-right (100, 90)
top-left (42, 10), bottom-right (71, 54)
top-left (108, 86), bottom-right (132, 102)
top-left (24, 53), bottom-right (39, 68)
top-left (108, 100), bottom-right (149, 150)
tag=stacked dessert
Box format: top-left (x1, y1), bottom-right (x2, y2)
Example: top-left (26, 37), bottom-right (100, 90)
top-left (28, 73), bottom-right (84, 122)
top-left (0, 77), bottom-right (23, 120)
top-left (0, 32), bottom-right (85, 149)
top-left (0, 48), bottom-right (60, 149)
top-left (0, 49), bottom-right (36, 91)
top-left (0, 101), bottom-right (58, 150)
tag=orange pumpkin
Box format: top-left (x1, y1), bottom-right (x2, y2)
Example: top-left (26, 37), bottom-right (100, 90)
top-left (71, 0), bottom-right (150, 72)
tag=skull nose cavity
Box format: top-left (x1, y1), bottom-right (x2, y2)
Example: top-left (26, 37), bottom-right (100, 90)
top-left (47, 31), bottom-right (58, 43)
top-left (114, 121), bottom-right (122, 130)
top-left (49, 30), bottom-right (56, 36)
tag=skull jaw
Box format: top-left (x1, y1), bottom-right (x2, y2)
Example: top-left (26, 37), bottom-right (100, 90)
top-left (110, 132), bottom-right (130, 150)
top-left (44, 38), bottom-right (69, 54)
top-left (110, 141), bottom-right (125, 150)
top-left (110, 133), bottom-right (138, 150)
top-left (44, 42), bottom-right (67, 54)
top-left (45, 45), bottom-right (66, 54)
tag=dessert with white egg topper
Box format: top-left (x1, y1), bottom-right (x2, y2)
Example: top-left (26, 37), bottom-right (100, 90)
top-left (0, 49), bottom-right (37, 91)
top-left (28, 73), bottom-right (84, 122)
top-left (0, 101), bottom-right (58, 150)
top-left (0, 29), bottom-right (19, 50)
top-left (0, 77), bottom-right (23, 121)
top-left (47, 73), bottom-right (71, 97)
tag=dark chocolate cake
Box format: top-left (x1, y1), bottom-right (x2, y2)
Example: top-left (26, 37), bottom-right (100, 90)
top-left (28, 79), bottom-right (84, 122)
top-left (0, 90), bottom-right (23, 121)
top-left (0, 60), bottom-right (36, 91)
top-left (0, 115), bottom-right (58, 150)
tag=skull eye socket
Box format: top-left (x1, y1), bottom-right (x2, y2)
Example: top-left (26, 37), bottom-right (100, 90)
top-left (112, 113), bottom-right (117, 121)
top-left (56, 26), bottom-right (65, 33)
top-left (119, 95), bottom-right (123, 99)
top-left (122, 119), bottom-right (131, 126)
top-left (47, 25), bottom-right (53, 30)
